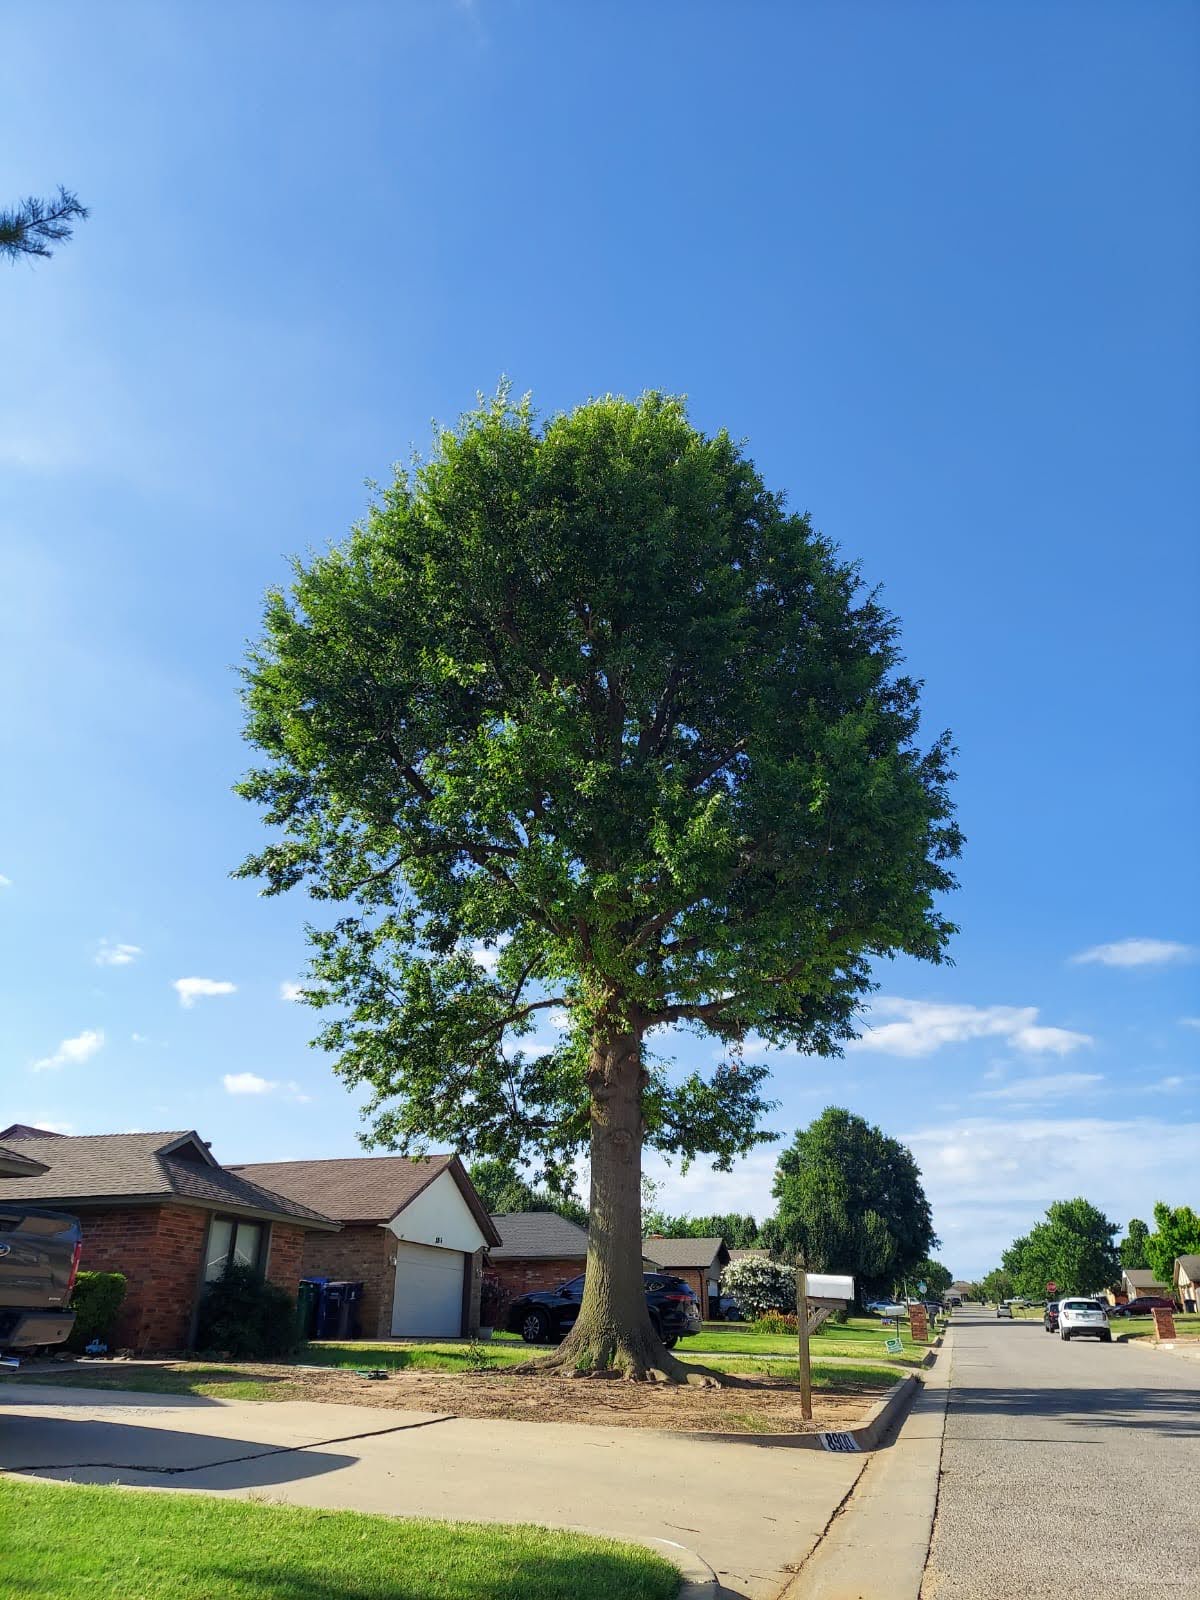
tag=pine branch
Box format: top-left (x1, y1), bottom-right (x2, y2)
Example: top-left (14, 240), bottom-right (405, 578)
top-left (0, 187), bottom-right (89, 263)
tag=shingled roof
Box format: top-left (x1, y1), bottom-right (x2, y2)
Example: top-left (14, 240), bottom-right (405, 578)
top-left (229, 1153), bottom-right (500, 1245)
top-left (489, 1211), bottom-right (590, 1260)
top-left (0, 1130), bottom-right (339, 1229)
top-left (642, 1236), bottom-right (730, 1271)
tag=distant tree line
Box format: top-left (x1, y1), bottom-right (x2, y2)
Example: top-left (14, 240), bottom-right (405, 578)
top-left (977, 1198), bottom-right (1200, 1301)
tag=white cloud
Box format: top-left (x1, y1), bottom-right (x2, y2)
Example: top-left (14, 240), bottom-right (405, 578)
top-left (223, 1072), bottom-right (276, 1095)
top-left (468, 934), bottom-right (510, 974)
top-left (0, 873), bottom-right (11, 888)
top-left (976, 1072), bottom-right (1105, 1104)
top-left (1146, 1074), bottom-right (1188, 1093)
top-left (173, 976), bottom-right (237, 1008)
top-left (848, 998), bottom-right (1092, 1058)
top-left (902, 1114), bottom-right (1200, 1277)
top-left (1180, 1018), bottom-right (1200, 1031)
top-left (95, 940), bottom-right (142, 968)
top-left (222, 1071), bottom-right (311, 1103)
top-left (280, 981), bottom-right (303, 1002)
top-left (549, 1009), bottom-right (572, 1030)
top-left (1071, 938), bottom-right (1195, 968)
top-left (32, 1028), bottom-right (104, 1073)
top-left (24, 1118), bottom-right (73, 1134)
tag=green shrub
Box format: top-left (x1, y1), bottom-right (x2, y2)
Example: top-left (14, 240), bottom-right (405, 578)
top-left (754, 1310), bottom-right (799, 1335)
top-left (66, 1271), bottom-right (127, 1352)
top-left (196, 1264), bottom-right (299, 1359)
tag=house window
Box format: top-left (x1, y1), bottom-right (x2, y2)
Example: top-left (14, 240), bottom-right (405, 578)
top-left (203, 1216), bottom-right (266, 1282)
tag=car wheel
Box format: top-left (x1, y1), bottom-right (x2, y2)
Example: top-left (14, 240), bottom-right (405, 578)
top-left (520, 1310), bottom-right (550, 1345)
top-left (1103, 1333), bottom-right (1112, 1343)
top-left (661, 1334), bottom-right (678, 1350)
top-left (1060, 1329), bottom-right (1070, 1341)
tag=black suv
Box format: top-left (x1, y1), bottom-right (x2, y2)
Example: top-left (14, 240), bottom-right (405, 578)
top-left (506, 1273), bottom-right (702, 1348)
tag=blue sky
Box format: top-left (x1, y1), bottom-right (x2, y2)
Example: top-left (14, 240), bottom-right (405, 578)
top-left (2, 3), bottom-right (1196, 1277)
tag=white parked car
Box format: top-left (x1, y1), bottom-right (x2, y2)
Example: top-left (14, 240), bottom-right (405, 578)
top-left (1058, 1298), bottom-right (1112, 1342)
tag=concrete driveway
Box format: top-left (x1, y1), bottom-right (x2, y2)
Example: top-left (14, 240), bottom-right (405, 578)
top-left (0, 1381), bottom-right (866, 1598)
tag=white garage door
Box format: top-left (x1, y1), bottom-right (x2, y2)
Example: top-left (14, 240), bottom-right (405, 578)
top-left (391, 1241), bottom-right (466, 1337)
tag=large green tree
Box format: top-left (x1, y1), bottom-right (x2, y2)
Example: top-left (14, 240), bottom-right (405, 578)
top-left (912, 1258), bottom-right (953, 1298)
top-left (1119, 1217), bottom-right (1150, 1271)
top-left (238, 391), bottom-right (960, 1378)
top-left (761, 1107), bottom-right (938, 1295)
top-left (1144, 1202), bottom-right (1200, 1289)
top-left (1002, 1199), bottom-right (1120, 1298)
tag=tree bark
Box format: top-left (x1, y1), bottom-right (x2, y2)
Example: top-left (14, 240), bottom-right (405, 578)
top-left (520, 1024), bottom-right (689, 1379)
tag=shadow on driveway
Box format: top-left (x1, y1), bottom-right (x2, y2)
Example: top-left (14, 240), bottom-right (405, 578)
top-left (945, 1383), bottom-right (1200, 1438)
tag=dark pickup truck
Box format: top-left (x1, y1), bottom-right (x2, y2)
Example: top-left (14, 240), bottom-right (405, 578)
top-left (0, 1205), bottom-right (81, 1356)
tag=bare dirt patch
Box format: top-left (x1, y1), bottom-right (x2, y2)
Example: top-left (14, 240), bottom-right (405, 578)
top-left (10, 1357), bottom-right (885, 1434)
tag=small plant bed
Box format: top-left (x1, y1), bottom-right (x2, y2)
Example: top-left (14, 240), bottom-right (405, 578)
top-left (3, 1352), bottom-right (890, 1435)
top-left (0, 1477), bottom-right (681, 1599)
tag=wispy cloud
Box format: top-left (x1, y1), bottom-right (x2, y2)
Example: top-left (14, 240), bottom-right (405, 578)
top-left (95, 939), bottom-right (142, 968)
top-left (848, 998), bottom-right (1092, 1059)
top-left (976, 1071), bottom-right (1105, 1104)
top-left (32, 1028), bottom-right (104, 1073)
top-left (0, 873), bottom-right (11, 889)
top-left (1146, 1074), bottom-right (1189, 1093)
top-left (1180, 1018), bottom-right (1200, 1031)
top-left (1071, 938), bottom-right (1195, 968)
top-left (222, 1071), bottom-right (310, 1103)
top-left (280, 981), bottom-right (303, 1002)
top-left (173, 977), bottom-right (236, 1008)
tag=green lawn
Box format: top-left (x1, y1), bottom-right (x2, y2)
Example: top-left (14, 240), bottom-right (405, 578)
top-left (682, 1316), bottom-right (935, 1363)
top-left (304, 1340), bottom-right (527, 1373)
top-left (1, 1365), bottom-right (309, 1404)
top-left (0, 1478), bottom-right (680, 1600)
top-left (1113, 1312), bottom-right (1200, 1341)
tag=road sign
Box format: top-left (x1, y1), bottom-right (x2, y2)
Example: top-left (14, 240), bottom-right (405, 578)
top-left (1046, 1281), bottom-right (1058, 1294)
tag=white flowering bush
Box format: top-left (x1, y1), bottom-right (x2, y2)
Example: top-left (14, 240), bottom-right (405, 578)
top-left (721, 1256), bottom-right (797, 1319)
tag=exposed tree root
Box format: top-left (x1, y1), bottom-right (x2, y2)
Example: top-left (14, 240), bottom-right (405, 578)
top-left (508, 1331), bottom-right (728, 1387)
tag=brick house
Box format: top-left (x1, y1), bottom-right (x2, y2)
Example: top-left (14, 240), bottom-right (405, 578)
top-left (1173, 1255), bottom-right (1200, 1314)
top-left (0, 1125), bottom-right (339, 1351)
top-left (488, 1212), bottom-right (591, 1300)
top-left (230, 1154), bottom-right (500, 1339)
top-left (642, 1235), bottom-right (730, 1319)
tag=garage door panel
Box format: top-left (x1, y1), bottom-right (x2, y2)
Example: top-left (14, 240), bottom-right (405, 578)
top-left (391, 1241), bottom-right (465, 1337)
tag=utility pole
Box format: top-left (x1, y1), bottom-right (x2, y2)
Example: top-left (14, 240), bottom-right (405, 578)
top-left (795, 1251), bottom-right (812, 1422)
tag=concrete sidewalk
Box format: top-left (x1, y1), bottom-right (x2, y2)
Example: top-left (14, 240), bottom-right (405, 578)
top-left (0, 1381), bottom-right (868, 1598)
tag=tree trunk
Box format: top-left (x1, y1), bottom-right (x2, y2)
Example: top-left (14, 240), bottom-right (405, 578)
top-left (525, 1025), bottom-right (688, 1379)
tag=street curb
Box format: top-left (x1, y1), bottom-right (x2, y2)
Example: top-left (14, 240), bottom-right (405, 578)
top-left (679, 1372), bottom-right (922, 1453)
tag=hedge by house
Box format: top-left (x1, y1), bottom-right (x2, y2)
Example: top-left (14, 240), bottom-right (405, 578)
top-left (66, 1271), bottom-right (127, 1352)
top-left (196, 1264), bottom-right (298, 1359)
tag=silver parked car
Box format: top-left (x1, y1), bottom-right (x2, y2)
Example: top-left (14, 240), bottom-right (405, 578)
top-left (1058, 1298), bottom-right (1111, 1342)
top-left (996, 1301), bottom-right (1013, 1318)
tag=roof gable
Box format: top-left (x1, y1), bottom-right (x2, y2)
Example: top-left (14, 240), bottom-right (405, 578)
top-left (0, 1130), bottom-right (338, 1229)
top-left (229, 1153), bottom-right (500, 1245)
top-left (1123, 1268), bottom-right (1166, 1291)
top-left (642, 1236), bottom-right (731, 1271)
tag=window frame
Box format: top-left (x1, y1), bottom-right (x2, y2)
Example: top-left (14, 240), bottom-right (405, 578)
top-left (202, 1213), bottom-right (270, 1284)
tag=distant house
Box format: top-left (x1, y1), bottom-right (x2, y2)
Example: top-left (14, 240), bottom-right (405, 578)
top-left (488, 1213), bottom-right (660, 1300)
top-left (1174, 1255), bottom-right (1200, 1314)
top-left (230, 1154), bottom-right (500, 1339)
top-left (0, 1124), bottom-right (338, 1351)
top-left (642, 1235), bottom-right (730, 1318)
top-left (1119, 1268), bottom-right (1168, 1303)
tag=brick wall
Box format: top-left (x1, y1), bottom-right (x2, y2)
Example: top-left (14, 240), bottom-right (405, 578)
top-left (668, 1266), bottom-right (712, 1318)
top-left (264, 1223), bottom-right (308, 1295)
top-left (491, 1255), bottom-right (586, 1303)
top-left (299, 1224), bottom-right (394, 1339)
top-left (76, 1204), bottom-right (209, 1351)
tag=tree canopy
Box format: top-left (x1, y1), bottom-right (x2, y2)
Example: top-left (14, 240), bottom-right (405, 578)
top-left (1002, 1199), bottom-right (1120, 1298)
top-left (466, 1156), bottom-right (587, 1228)
top-left (761, 1107), bottom-right (937, 1295)
top-left (237, 390), bottom-right (961, 1376)
top-left (1144, 1202), bottom-right (1200, 1288)
top-left (1, 187), bottom-right (88, 263)
top-left (912, 1258), bottom-right (953, 1298)
top-left (1119, 1217), bottom-right (1150, 1272)
top-left (641, 1210), bottom-right (762, 1249)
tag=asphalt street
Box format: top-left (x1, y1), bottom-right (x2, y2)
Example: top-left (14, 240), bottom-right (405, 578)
top-left (922, 1307), bottom-right (1200, 1598)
